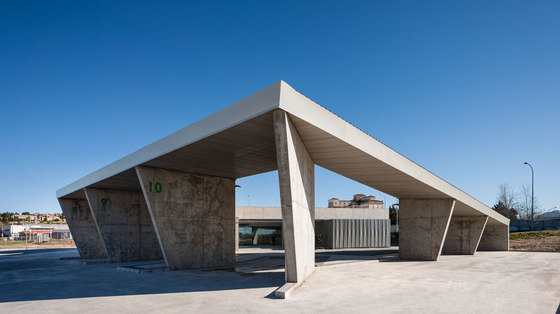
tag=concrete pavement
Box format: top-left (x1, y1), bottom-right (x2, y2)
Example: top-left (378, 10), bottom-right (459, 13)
top-left (0, 247), bottom-right (558, 313)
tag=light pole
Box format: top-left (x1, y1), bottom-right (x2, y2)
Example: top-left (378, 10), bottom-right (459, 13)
top-left (392, 203), bottom-right (399, 232)
top-left (524, 162), bottom-right (534, 230)
top-left (235, 185), bottom-right (241, 200)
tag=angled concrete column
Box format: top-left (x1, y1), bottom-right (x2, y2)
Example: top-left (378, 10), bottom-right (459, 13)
top-left (58, 198), bottom-right (107, 259)
top-left (84, 188), bottom-right (162, 263)
top-left (442, 216), bottom-right (488, 255)
top-left (399, 198), bottom-right (455, 261)
top-left (136, 166), bottom-right (235, 270)
top-left (478, 222), bottom-right (509, 251)
top-left (273, 110), bottom-right (315, 284)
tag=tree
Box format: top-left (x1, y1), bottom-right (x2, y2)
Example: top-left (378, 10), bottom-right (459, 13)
top-left (519, 184), bottom-right (541, 220)
top-left (22, 212), bottom-right (30, 215)
top-left (497, 184), bottom-right (518, 212)
top-left (492, 201), bottom-right (518, 220)
top-left (389, 205), bottom-right (398, 225)
top-left (493, 184), bottom-right (519, 219)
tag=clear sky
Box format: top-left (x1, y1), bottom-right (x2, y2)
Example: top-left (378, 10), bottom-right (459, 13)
top-left (1, 1), bottom-right (558, 214)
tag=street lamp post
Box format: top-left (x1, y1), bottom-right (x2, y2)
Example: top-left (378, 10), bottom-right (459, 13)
top-left (392, 203), bottom-right (399, 232)
top-left (524, 162), bottom-right (534, 230)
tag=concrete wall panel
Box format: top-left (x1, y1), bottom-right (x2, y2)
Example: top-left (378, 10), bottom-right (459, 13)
top-left (84, 188), bottom-right (162, 263)
top-left (399, 198), bottom-right (455, 261)
top-left (273, 110), bottom-right (315, 284)
top-left (235, 206), bottom-right (388, 221)
top-left (58, 198), bottom-right (107, 259)
top-left (478, 223), bottom-right (509, 251)
top-left (442, 216), bottom-right (488, 255)
top-left (136, 166), bottom-right (235, 270)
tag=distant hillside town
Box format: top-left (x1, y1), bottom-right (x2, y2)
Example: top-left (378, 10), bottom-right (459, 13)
top-left (1, 212), bottom-right (66, 225)
top-left (328, 194), bottom-right (384, 209)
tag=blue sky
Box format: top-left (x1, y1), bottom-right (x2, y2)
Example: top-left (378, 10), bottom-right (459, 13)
top-left (1, 1), bottom-right (558, 214)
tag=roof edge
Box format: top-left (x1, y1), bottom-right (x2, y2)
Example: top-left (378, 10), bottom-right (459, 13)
top-left (278, 82), bottom-right (509, 226)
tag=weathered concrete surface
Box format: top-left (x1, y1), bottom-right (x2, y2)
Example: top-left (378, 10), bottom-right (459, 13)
top-left (136, 166), bottom-right (235, 270)
top-left (442, 216), bottom-right (488, 255)
top-left (478, 222), bottom-right (510, 251)
top-left (399, 198), bottom-right (455, 261)
top-left (273, 110), bottom-right (315, 284)
top-left (84, 188), bottom-right (162, 263)
top-left (58, 198), bottom-right (107, 259)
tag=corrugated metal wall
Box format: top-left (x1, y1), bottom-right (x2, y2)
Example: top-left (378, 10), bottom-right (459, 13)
top-left (316, 219), bottom-right (391, 249)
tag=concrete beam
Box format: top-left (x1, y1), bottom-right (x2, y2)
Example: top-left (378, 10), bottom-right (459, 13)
top-left (58, 198), bottom-right (107, 259)
top-left (84, 188), bottom-right (162, 263)
top-left (136, 166), bottom-right (235, 270)
top-left (478, 223), bottom-right (509, 251)
top-left (399, 198), bottom-right (455, 261)
top-left (442, 216), bottom-right (488, 255)
top-left (273, 109), bottom-right (315, 284)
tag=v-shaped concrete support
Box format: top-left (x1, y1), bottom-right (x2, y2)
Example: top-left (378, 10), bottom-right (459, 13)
top-left (442, 216), bottom-right (488, 255)
top-left (136, 166), bottom-right (235, 270)
top-left (58, 198), bottom-right (107, 260)
top-left (85, 187), bottom-right (162, 263)
top-left (399, 198), bottom-right (455, 261)
top-left (273, 109), bottom-right (315, 288)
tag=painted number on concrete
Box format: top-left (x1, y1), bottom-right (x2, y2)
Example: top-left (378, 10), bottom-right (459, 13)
top-left (101, 198), bottom-right (108, 205)
top-left (149, 181), bottom-right (162, 193)
top-left (72, 206), bottom-right (78, 213)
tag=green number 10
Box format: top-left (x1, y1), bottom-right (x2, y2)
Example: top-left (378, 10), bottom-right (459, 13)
top-left (149, 181), bottom-right (162, 193)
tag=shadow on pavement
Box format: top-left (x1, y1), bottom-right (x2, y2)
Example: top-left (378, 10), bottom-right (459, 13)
top-left (0, 247), bottom-right (400, 303)
top-left (0, 248), bottom-right (284, 303)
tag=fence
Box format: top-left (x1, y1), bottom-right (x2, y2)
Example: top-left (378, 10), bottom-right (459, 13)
top-left (316, 219), bottom-right (391, 249)
top-left (510, 219), bottom-right (560, 232)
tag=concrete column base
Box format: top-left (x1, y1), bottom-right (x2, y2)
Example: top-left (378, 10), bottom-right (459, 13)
top-left (136, 166), bottom-right (235, 270)
top-left (478, 222), bottom-right (509, 251)
top-left (442, 216), bottom-right (488, 255)
top-left (58, 198), bottom-right (107, 259)
top-left (85, 188), bottom-right (162, 263)
top-left (399, 198), bottom-right (455, 261)
top-left (273, 109), bottom-right (315, 284)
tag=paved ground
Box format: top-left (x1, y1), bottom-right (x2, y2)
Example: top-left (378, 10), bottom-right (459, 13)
top-left (0, 247), bottom-right (558, 313)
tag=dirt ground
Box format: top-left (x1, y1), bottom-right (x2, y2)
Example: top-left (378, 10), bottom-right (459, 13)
top-left (509, 230), bottom-right (560, 252)
top-left (0, 240), bottom-right (76, 250)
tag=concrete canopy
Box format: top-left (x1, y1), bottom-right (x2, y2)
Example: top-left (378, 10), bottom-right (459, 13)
top-left (56, 81), bottom-right (508, 228)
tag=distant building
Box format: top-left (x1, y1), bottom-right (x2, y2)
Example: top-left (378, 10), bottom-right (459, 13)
top-left (536, 210), bottom-right (560, 221)
top-left (37, 213), bottom-right (65, 223)
top-left (328, 194), bottom-right (384, 209)
top-left (52, 228), bottom-right (72, 240)
top-left (1, 224), bottom-right (70, 241)
top-left (14, 214), bottom-right (35, 221)
top-left (2, 225), bottom-right (25, 239)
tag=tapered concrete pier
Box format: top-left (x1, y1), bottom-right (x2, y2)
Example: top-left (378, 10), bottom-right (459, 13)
top-left (136, 166), bottom-right (235, 270)
top-left (84, 188), bottom-right (162, 263)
